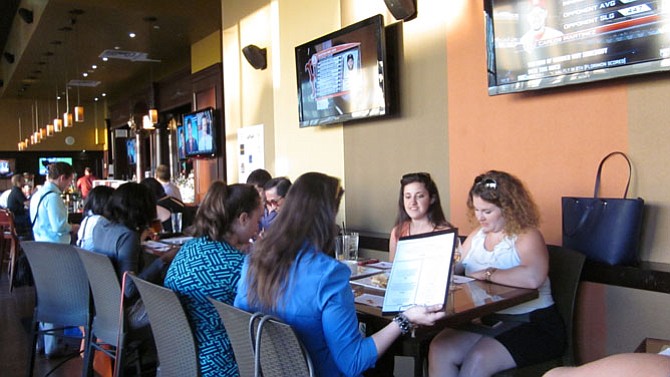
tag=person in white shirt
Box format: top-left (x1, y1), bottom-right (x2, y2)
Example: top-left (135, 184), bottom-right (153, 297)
top-left (0, 189), bottom-right (10, 208)
top-left (155, 164), bottom-right (182, 201)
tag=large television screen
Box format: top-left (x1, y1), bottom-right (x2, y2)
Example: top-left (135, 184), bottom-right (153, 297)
top-left (38, 157), bottom-right (73, 176)
top-left (485, 0), bottom-right (670, 95)
top-left (182, 107), bottom-right (216, 158)
top-left (295, 14), bottom-right (390, 127)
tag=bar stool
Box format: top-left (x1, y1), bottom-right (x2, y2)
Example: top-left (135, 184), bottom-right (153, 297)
top-left (0, 209), bottom-right (20, 292)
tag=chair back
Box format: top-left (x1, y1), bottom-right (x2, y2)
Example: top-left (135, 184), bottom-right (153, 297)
top-left (1, 209), bottom-right (20, 292)
top-left (208, 298), bottom-right (261, 377)
top-left (21, 241), bottom-right (92, 377)
top-left (22, 241), bottom-right (91, 325)
top-left (547, 244), bottom-right (585, 366)
top-left (128, 274), bottom-right (199, 377)
top-left (254, 315), bottom-right (315, 377)
top-left (76, 248), bottom-right (124, 345)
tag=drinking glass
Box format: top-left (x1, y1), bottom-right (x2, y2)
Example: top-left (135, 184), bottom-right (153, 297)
top-left (451, 238), bottom-right (463, 291)
top-left (171, 212), bottom-right (183, 233)
top-left (335, 231), bottom-right (359, 261)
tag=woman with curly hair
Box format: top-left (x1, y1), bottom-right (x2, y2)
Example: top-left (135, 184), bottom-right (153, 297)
top-left (428, 170), bottom-right (565, 377)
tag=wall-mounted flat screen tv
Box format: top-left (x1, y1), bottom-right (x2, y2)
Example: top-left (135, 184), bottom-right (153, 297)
top-left (182, 107), bottom-right (216, 158)
top-left (0, 158), bottom-right (15, 178)
top-left (295, 14), bottom-right (390, 127)
top-left (485, 0), bottom-right (670, 95)
top-left (38, 157), bottom-right (74, 176)
top-left (126, 138), bottom-right (137, 165)
top-left (176, 125), bottom-right (186, 160)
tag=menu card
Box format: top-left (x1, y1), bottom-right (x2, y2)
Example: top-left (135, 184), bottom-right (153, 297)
top-left (381, 229), bottom-right (457, 315)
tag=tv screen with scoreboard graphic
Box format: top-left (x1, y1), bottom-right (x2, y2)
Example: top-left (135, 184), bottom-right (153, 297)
top-left (486, 0), bottom-right (670, 95)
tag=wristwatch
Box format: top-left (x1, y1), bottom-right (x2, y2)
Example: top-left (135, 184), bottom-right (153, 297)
top-left (485, 267), bottom-right (497, 282)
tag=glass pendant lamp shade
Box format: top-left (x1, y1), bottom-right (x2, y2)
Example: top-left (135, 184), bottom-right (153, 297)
top-left (39, 128), bottom-right (46, 140)
top-left (64, 112), bottom-right (73, 128)
top-left (47, 124), bottom-right (55, 136)
top-left (148, 108), bottom-right (158, 124)
top-left (54, 118), bottom-right (63, 132)
top-left (75, 106), bottom-right (84, 122)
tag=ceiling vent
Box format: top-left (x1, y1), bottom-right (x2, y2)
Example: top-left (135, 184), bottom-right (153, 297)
top-left (98, 49), bottom-right (160, 62)
top-left (68, 79), bottom-right (101, 87)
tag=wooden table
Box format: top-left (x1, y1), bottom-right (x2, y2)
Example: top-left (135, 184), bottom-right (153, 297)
top-left (354, 279), bottom-right (539, 329)
top-left (354, 279), bottom-right (539, 375)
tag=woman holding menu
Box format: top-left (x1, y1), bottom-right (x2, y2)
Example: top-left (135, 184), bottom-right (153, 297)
top-left (236, 172), bottom-right (446, 377)
top-left (428, 170), bottom-right (565, 377)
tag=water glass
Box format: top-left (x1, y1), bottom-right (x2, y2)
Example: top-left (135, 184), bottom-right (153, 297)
top-left (335, 231), bottom-right (359, 261)
top-left (171, 212), bottom-right (183, 233)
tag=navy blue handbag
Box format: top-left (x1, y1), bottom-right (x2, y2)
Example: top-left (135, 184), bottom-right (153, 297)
top-left (562, 152), bottom-right (645, 266)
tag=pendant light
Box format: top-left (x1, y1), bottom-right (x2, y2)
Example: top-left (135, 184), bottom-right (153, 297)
top-left (52, 40), bottom-right (63, 132)
top-left (71, 9), bottom-right (85, 123)
top-left (145, 16), bottom-right (158, 127)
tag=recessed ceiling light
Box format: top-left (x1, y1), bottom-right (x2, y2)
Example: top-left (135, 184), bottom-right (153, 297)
top-left (102, 57), bottom-right (108, 61)
top-left (129, 32), bottom-right (136, 38)
top-left (101, 93), bottom-right (107, 97)
top-left (82, 72), bottom-right (88, 77)
top-left (91, 64), bottom-right (97, 69)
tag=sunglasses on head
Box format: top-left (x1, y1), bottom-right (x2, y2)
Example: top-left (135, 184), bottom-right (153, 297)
top-left (474, 176), bottom-right (497, 190)
top-left (402, 172), bottom-right (431, 180)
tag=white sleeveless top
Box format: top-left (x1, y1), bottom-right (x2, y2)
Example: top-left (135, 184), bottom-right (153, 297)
top-left (462, 228), bottom-right (554, 314)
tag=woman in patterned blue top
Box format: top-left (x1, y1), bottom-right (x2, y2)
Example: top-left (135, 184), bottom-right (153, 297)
top-left (164, 181), bottom-right (263, 377)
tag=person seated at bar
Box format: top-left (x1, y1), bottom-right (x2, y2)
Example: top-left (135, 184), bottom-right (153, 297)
top-left (389, 172), bottom-right (454, 262)
top-left (428, 170), bottom-right (565, 377)
top-left (260, 176), bottom-right (291, 232)
top-left (76, 185), bottom-right (114, 251)
top-left (164, 182), bottom-right (263, 377)
top-left (235, 172), bottom-right (446, 377)
top-left (141, 177), bottom-right (186, 233)
top-left (543, 352), bottom-right (670, 377)
top-left (155, 164), bottom-right (182, 201)
top-left (246, 168), bottom-right (272, 196)
top-left (7, 173), bottom-right (31, 237)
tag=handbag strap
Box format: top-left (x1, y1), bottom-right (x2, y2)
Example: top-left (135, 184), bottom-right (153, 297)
top-left (593, 151), bottom-right (631, 199)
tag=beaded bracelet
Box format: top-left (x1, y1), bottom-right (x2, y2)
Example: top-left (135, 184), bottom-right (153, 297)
top-left (393, 313), bottom-right (412, 335)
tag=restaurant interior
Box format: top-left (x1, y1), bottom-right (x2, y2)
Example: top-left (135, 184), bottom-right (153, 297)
top-left (1, 0), bottom-right (669, 376)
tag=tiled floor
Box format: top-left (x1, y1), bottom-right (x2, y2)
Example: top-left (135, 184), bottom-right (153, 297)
top-left (0, 267), bottom-right (84, 377)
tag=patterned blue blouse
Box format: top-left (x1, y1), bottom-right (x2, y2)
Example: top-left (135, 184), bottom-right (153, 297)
top-left (164, 236), bottom-right (245, 377)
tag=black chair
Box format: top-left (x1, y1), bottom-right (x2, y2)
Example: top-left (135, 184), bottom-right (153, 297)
top-left (128, 274), bottom-right (200, 377)
top-left (208, 298), bottom-right (262, 377)
top-left (21, 241), bottom-right (92, 377)
top-left (494, 245), bottom-right (586, 377)
top-left (254, 314), bottom-right (315, 377)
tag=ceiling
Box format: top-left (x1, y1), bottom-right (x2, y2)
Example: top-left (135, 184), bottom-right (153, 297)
top-left (0, 0), bottom-right (221, 104)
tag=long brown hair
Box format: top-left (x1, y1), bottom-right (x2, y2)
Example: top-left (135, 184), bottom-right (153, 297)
top-left (244, 172), bottom-right (343, 310)
top-left (393, 172), bottom-right (452, 234)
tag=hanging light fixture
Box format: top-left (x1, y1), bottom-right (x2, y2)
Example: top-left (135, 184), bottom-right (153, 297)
top-left (61, 22), bottom-right (74, 128)
top-left (71, 9), bottom-right (85, 123)
top-left (51, 40), bottom-right (64, 132)
top-left (17, 112), bottom-right (25, 151)
top-left (145, 16), bottom-right (158, 127)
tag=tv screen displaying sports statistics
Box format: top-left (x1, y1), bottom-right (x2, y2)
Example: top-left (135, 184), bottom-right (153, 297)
top-left (295, 14), bottom-right (390, 127)
top-left (38, 157), bottom-right (73, 176)
top-left (182, 107), bottom-right (216, 158)
top-left (485, 0), bottom-right (670, 95)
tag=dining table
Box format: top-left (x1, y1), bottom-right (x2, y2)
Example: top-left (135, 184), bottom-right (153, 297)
top-left (352, 272), bottom-right (539, 375)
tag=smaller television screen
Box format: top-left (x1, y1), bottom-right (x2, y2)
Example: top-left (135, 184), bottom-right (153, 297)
top-left (127, 139), bottom-right (137, 165)
top-left (0, 158), bottom-right (14, 178)
top-left (38, 157), bottom-right (74, 176)
top-left (176, 125), bottom-right (186, 160)
top-left (182, 107), bottom-right (216, 157)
